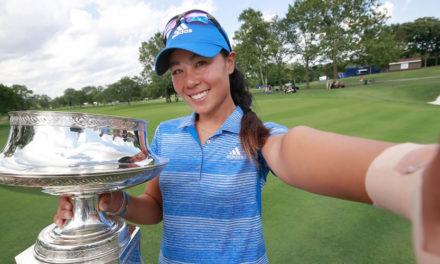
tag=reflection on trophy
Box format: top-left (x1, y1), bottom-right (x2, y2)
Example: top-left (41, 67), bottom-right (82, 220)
top-left (0, 111), bottom-right (168, 263)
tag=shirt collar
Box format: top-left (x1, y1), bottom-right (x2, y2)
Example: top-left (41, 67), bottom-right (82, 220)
top-left (220, 106), bottom-right (243, 134)
top-left (177, 106), bottom-right (243, 134)
top-left (177, 113), bottom-right (196, 129)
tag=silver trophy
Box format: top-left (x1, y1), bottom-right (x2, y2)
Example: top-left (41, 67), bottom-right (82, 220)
top-left (0, 111), bottom-right (168, 263)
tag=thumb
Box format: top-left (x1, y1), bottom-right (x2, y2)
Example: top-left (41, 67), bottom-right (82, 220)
top-left (98, 193), bottom-right (112, 212)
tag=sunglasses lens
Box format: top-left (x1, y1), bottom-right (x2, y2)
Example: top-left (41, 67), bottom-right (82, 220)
top-left (162, 10), bottom-right (231, 51)
top-left (163, 12), bottom-right (210, 43)
top-left (163, 18), bottom-right (178, 40)
top-left (185, 11), bottom-right (209, 24)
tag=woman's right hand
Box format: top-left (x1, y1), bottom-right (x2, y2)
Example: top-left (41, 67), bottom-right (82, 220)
top-left (53, 195), bottom-right (73, 227)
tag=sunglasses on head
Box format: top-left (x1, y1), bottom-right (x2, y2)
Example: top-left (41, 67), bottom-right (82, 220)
top-left (162, 9), bottom-right (232, 51)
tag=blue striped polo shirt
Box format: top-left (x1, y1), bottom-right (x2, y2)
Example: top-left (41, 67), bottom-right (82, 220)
top-left (151, 106), bottom-right (288, 264)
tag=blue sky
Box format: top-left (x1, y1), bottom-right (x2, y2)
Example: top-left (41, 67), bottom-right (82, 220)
top-left (0, 0), bottom-right (438, 98)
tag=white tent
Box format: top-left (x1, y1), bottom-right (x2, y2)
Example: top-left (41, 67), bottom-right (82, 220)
top-left (428, 95), bottom-right (440, 105)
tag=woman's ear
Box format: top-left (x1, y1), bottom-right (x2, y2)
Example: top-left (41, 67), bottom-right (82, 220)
top-left (226, 51), bottom-right (236, 74)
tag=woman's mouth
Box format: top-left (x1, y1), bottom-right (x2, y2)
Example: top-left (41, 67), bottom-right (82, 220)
top-left (190, 90), bottom-right (209, 100)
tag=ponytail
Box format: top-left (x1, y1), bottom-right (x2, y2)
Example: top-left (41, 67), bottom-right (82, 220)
top-left (228, 59), bottom-right (270, 162)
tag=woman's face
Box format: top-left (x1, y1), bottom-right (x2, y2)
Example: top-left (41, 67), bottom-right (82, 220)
top-left (169, 49), bottom-right (236, 119)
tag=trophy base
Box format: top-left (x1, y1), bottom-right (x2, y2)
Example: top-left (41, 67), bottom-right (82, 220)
top-left (15, 225), bottom-right (143, 264)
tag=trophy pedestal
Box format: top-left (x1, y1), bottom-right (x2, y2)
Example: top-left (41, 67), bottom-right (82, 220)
top-left (15, 225), bottom-right (143, 264)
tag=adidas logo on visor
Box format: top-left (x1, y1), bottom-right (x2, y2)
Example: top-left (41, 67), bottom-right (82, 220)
top-left (172, 23), bottom-right (192, 39)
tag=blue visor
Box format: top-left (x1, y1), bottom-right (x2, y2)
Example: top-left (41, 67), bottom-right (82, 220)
top-left (155, 21), bottom-right (231, 75)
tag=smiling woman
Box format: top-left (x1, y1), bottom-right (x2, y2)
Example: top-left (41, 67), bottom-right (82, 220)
top-left (47, 8), bottom-right (440, 264)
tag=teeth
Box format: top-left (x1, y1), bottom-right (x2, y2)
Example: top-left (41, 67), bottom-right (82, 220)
top-left (191, 90), bottom-right (208, 100)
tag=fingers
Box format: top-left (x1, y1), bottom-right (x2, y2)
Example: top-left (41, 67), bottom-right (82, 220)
top-left (98, 193), bottom-right (112, 212)
top-left (53, 195), bottom-right (73, 227)
top-left (98, 191), bottom-right (123, 213)
top-left (53, 191), bottom-right (124, 227)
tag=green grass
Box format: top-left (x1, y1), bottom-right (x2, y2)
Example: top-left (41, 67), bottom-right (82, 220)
top-left (0, 67), bottom-right (439, 263)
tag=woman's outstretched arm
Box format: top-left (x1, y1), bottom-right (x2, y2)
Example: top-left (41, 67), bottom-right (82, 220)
top-left (262, 125), bottom-right (438, 204)
top-left (262, 125), bottom-right (440, 262)
top-left (262, 125), bottom-right (394, 203)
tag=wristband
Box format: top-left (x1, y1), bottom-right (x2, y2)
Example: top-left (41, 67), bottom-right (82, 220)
top-left (366, 143), bottom-right (440, 263)
top-left (365, 143), bottom-right (421, 219)
top-left (117, 191), bottom-right (130, 217)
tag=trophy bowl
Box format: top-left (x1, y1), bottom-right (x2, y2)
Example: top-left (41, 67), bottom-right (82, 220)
top-left (0, 111), bottom-right (168, 263)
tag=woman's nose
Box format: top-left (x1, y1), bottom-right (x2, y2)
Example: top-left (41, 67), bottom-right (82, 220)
top-left (183, 69), bottom-right (200, 89)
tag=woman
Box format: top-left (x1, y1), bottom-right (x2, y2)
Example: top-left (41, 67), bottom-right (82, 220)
top-left (55, 9), bottom-right (440, 264)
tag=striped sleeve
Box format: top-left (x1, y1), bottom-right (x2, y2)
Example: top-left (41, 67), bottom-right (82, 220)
top-left (150, 123), bottom-right (162, 157)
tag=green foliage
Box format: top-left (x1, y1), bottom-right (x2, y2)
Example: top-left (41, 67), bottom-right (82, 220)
top-left (294, 0), bottom-right (389, 80)
top-left (284, 0), bottom-right (322, 88)
top-left (139, 32), bottom-right (163, 76)
top-left (234, 8), bottom-right (274, 88)
top-left (356, 24), bottom-right (403, 70)
top-left (0, 83), bottom-right (51, 113)
top-left (267, 63), bottom-right (292, 87)
top-left (63, 88), bottom-right (81, 107)
top-left (107, 77), bottom-right (142, 104)
top-left (267, 16), bottom-right (291, 88)
top-left (0, 84), bottom-right (18, 114)
top-left (394, 17), bottom-right (440, 66)
top-left (11, 84), bottom-right (33, 109)
top-left (138, 32), bottom-right (174, 102)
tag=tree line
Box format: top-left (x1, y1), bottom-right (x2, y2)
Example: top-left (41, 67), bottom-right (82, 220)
top-left (1, 0), bottom-right (439, 113)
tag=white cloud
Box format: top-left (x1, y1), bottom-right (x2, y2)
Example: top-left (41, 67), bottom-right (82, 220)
top-left (262, 12), bottom-right (277, 22)
top-left (0, 0), bottom-right (214, 98)
top-left (378, 1), bottom-right (396, 22)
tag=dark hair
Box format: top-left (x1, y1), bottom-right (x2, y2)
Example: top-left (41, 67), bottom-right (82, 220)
top-left (222, 51), bottom-right (270, 161)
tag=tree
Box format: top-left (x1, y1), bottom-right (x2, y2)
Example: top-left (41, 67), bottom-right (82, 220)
top-left (51, 96), bottom-right (67, 108)
top-left (234, 9), bottom-right (274, 89)
top-left (432, 19), bottom-right (440, 65)
top-left (106, 77), bottom-right (141, 105)
top-left (284, 0), bottom-right (322, 88)
top-left (63, 88), bottom-right (79, 107)
top-left (399, 17), bottom-right (440, 67)
top-left (0, 84), bottom-right (19, 114)
top-left (356, 24), bottom-right (403, 72)
top-left (138, 32), bottom-right (174, 102)
top-left (81, 86), bottom-right (100, 104)
top-left (12, 84), bottom-right (33, 110)
top-left (37, 94), bottom-right (52, 109)
top-left (289, 62), bottom-right (306, 83)
top-left (25, 94), bottom-right (52, 109)
top-left (311, 0), bottom-right (388, 80)
top-left (268, 16), bottom-right (291, 88)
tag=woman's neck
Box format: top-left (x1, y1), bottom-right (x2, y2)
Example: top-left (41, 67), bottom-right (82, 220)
top-left (196, 104), bottom-right (236, 145)
top-left (197, 104), bottom-right (235, 127)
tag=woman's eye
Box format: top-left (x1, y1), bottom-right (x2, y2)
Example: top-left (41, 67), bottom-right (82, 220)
top-left (195, 61), bottom-right (207, 67)
top-left (172, 69), bottom-right (182, 75)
